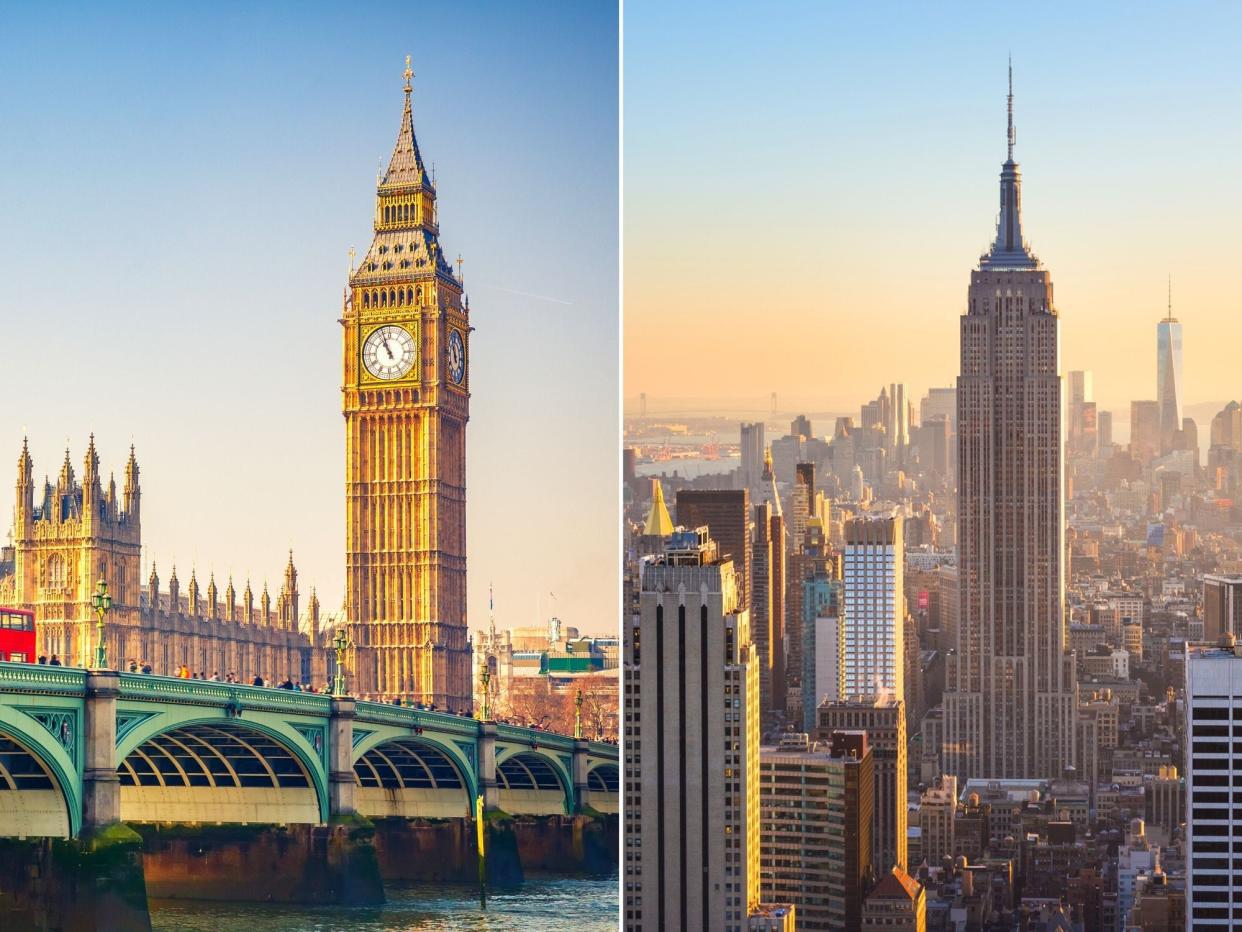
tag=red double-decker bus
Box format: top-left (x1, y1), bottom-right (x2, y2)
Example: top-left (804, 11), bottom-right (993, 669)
top-left (0, 607), bottom-right (36, 663)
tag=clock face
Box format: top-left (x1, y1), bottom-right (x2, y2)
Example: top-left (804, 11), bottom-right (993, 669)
top-left (447, 329), bottom-right (465, 385)
top-left (363, 325), bottom-right (416, 380)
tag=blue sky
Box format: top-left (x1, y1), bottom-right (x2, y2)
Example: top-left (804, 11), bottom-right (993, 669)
top-left (625, 1), bottom-right (1242, 423)
top-left (0, 2), bottom-right (618, 634)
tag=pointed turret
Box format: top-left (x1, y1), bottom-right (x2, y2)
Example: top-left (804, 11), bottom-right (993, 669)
top-left (15, 438), bottom-right (33, 535)
top-left (279, 550), bottom-right (299, 630)
top-left (123, 445), bottom-right (140, 524)
top-left (207, 572), bottom-right (219, 620)
top-left (80, 435), bottom-right (102, 523)
top-left (168, 565), bottom-right (180, 614)
top-left (308, 587), bottom-right (321, 646)
top-left (148, 563), bottom-right (160, 616)
top-left (980, 60), bottom-right (1039, 271)
top-left (83, 434), bottom-right (99, 480)
top-left (260, 581), bottom-right (271, 626)
top-left (243, 579), bottom-right (254, 624)
top-left (226, 576), bottom-right (237, 622)
top-left (643, 479), bottom-right (675, 537)
top-left (187, 568), bottom-right (200, 616)
top-left (57, 447), bottom-right (74, 496)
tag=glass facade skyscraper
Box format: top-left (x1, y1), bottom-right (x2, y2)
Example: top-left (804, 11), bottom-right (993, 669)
top-left (1157, 312), bottom-right (1183, 451)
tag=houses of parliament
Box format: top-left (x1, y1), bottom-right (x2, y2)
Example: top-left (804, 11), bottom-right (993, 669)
top-left (0, 437), bottom-right (325, 684)
top-left (0, 61), bottom-right (473, 710)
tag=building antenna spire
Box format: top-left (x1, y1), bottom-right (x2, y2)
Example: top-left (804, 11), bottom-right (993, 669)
top-left (1007, 55), bottom-right (1015, 162)
top-left (1167, 273), bottom-right (1173, 321)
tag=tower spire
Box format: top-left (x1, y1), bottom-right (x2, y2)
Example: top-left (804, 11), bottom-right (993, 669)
top-left (403, 54), bottom-right (413, 100)
top-left (980, 59), bottom-right (1037, 271)
top-left (1007, 55), bottom-right (1015, 163)
top-left (1167, 274), bottom-right (1174, 321)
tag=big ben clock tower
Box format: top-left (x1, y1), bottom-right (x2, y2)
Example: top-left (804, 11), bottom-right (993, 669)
top-left (342, 59), bottom-right (470, 709)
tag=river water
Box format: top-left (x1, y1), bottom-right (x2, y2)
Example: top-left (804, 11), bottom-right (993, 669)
top-left (149, 875), bottom-right (618, 931)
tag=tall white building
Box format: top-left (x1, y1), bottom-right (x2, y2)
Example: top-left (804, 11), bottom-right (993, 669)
top-left (624, 527), bottom-right (760, 931)
top-left (1184, 639), bottom-right (1242, 928)
top-left (842, 512), bottom-right (904, 702)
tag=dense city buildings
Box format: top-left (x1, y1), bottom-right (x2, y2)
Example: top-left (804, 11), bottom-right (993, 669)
top-left (342, 67), bottom-right (472, 707)
top-left (942, 69), bottom-right (1077, 781)
top-left (620, 66), bottom-right (1240, 932)
top-left (472, 614), bottom-right (619, 739)
top-left (624, 527), bottom-right (759, 931)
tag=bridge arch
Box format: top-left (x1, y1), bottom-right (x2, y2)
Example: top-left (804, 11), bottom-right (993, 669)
top-left (116, 714), bottom-right (327, 824)
top-left (353, 737), bottom-right (474, 819)
top-left (0, 705), bottom-right (78, 837)
top-left (586, 762), bottom-right (619, 814)
top-left (495, 749), bottom-right (572, 815)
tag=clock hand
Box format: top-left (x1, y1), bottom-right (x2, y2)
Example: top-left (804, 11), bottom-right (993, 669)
top-left (384, 341), bottom-right (394, 361)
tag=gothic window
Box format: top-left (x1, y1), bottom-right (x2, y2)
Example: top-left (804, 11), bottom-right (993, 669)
top-left (380, 291), bottom-right (387, 308)
top-left (416, 285), bottom-right (423, 303)
top-left (363, 292), bottom-right (371, 309)
top-left (46, 554), bottom-right (66, 590)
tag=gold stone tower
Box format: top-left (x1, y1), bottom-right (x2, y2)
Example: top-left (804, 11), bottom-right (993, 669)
top-left (342, 60), bottom-right (471, 709)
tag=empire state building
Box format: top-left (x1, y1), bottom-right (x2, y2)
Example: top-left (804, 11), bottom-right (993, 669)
top-left (942, 67), bottom-right (1077, 780)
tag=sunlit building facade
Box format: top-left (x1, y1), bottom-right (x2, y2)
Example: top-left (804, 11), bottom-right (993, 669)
top-left (943, 68), bottom-right (1077, 781)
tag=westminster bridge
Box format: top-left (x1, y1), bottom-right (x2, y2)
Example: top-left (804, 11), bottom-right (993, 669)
top-left (0, 662), bottom-right (618, 927)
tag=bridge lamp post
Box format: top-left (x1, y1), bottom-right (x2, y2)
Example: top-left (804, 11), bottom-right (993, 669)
top-left (91, 577), bottom-right (112, 669)
top-left (479, 663), bottom-right (491, 721)
top-left (574, 689), bottom-right (583, 739)
top-left (331, 629), bottom-right (354, 698)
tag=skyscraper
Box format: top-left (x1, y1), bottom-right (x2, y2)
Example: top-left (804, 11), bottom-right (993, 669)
top-left (842, 513), bottom-right (904, 702)
top-left (740, 421), bottom-right (766, 492)
top-left (1130, 400), bottom-right (1161, 464)
top-left (1202, 575), bottom-right (1242, 643)
top-left (943, 65), bottom-right (1077, 781)
top-left (1067, 370), bottom-right (1097, 457)
top-left (624, 527), bottom-right (759, 930)
top-left (883, 383), bottom-right (909, 463)
top-left (1184, 638), bottom-right (1242, 928)
top-left (754, 448), bottom-right (787, 712)
top-left (758, 731), bottom-right (873, 932)
top-left (752, 500), bottom-right (776, 714)
top-left (677, 489), bottom-right (752, 610)
top-left (1157, 283), bottom-right (1183, 453)
top-left (818, 698), bottom-right (907, 875)
top-left (343, 63), bottom-right (471, 707)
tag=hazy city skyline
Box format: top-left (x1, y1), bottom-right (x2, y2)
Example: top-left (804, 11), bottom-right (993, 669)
top-left (0, 3), bottom-right (619, 634)
top-left (625, 3), bottom-right (1242, 412)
